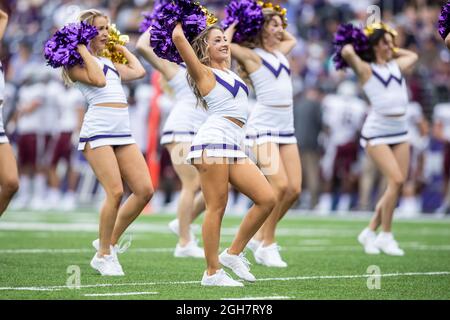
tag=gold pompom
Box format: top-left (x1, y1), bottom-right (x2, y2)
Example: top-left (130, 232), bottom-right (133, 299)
top-left (257, 1), bottom-right (288, 28)
top-left (199, 5), bottom-right (218, 26)
top-left (99, 24), bottom-right (129, 64)
top-left (364, 22), bottom-right (398, 38)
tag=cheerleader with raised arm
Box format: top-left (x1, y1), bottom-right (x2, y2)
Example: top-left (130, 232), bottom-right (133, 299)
top-left (223, 1), bottom-right (301, 267)
top-left (0, 7), bottom-right (19, 217)
top-left (136, 23), bottom-right (206, 258)
top-left (45, 9), bottom-right (153, 275)
top-left (333, 22), bottom-right (418, 255)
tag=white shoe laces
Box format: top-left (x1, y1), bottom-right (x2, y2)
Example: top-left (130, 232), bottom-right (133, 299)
top-left (238, 252), bottom-right (251, 271)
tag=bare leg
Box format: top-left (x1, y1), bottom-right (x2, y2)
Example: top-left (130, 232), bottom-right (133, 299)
top-left (0, 143), bottom-right (19, 216)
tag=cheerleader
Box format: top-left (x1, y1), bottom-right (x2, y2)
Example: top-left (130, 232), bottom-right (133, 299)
top-left (339, 23), bottom-right (418, 255)
top-left (136, 27), bottom-right (205, 258)
top-left (225, 7), bottom-right (301, 267)
top-left (172, 23), bottom-right (276, 286)
top-left (0, 8), bottom-right (19, 217)
top-left (62, 9), bottom-right (153, 275)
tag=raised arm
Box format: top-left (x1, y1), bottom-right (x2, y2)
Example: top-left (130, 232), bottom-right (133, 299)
top-left (136, 28), bottom-right (178, 80)
top-left (0, 9), bottom-right (8, 41)
top-left (112, 45), bottom-right (146, 82)
top-left (172, 23), bottom-right (214, 96)
top-left (393, 48), bottom-right (418, 73)
top-left (67, 44), bottom-right (106, 87)
top-left (225, 22), bottom-right (261, 74)
top-left (277, 29), bottom-right (297, 55)
top-left (341, 44), bottom-right (372, 84)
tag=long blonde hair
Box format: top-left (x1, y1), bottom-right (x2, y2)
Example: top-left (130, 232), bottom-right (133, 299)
top-left (187, 24), bottom-right (224, 110)
top-left (61, 9), bottom-right (108, 86)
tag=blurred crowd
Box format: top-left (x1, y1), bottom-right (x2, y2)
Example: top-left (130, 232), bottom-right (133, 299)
top-left (0, 0), bottom-right (450, 215)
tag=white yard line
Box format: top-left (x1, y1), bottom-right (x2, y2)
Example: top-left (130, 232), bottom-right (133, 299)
top-left (221, 296), bottom-right (293, 300)
top-left (1, 271), bottom-right (449, 292)
top-left (83, 292), bottom-right (158, 297)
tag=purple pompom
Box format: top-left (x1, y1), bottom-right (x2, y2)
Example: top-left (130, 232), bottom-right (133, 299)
top-left (438, 1), bottom-right (450, 40)
top-left (149, 0), bottom-right (212, 64)
top-left (332, 23), bottom-right (370, 70)
top-left (44, 22), bottom-right (98, 69)
top-left (139, 0), bottom-right (170, 33)
top-left (221, 0), bottom-right (265, 43)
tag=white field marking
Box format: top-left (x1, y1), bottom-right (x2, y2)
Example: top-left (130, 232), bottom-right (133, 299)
top-left (221, 296), bottom-right (293, 300)
top-left (1, 243), bottom-right (450, 255)
top-left (84, 292), bottom-right (158, 297)
top-left (6, 222), bottom-right (450, 237)
top-left (0, 271), bottom-right (449, 292)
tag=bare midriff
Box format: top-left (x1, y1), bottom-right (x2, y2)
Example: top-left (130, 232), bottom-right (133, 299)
top-left (94, 103), bottom-right (128, 108)
top-left (225, 116), bottom-right (245, 128)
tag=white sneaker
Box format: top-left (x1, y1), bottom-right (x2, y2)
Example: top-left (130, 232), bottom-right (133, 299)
top-left (357, 228), bottom-right (381, 255)
top-left (92, 238), bottom-right (130, 275)
top-left (90, 253), bottom-right (123, 276)
top-left (254, 243), bottom-right (288, 268)
top-left (246, 239), bottom-right (262, 255)
top-left (201, 269), bottom-right (244, 287)
top-left (168, 219), bottom-right (197, 240)
top-left (374, 233), bottom-right (405, 256)
top-left (174, 240), bottom-right (205, 258)
top-left (61, 193), bottom-right (77, 212)
top-left (219, 249), bottom-right (256, 282)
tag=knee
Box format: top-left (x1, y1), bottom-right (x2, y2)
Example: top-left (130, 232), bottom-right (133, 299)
top-left (107, 186), bottom-right (124, 204)
top-left (138, 185), bottom-right (154, 203)
top-left (2, 178), bottom-right (19, 196)
top-left (273, 182), bottom-right (288, 201)
top-left (259, 191), bottom-right (277, 213)
top-left (390, 175), bottom-right (405, 190)
top-left (286, 184), bottom-right (301, 202)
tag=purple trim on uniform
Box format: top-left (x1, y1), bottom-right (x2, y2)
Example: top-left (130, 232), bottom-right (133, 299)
top-left (214, 73), bottom-right (249, 97)
top-left (371, 69), bottom-right (403, 87)
top-left (103, 64), bottom-right (120, 78)
top-left (162, 130), bottom-right (196, 136)
top-left (179, 63), bottom-right (187, 69)
top-left (261, 58), bottom-right (291, 78)
top-left (0, 64), bottom-right (3, 73)
top-left (0, 132), bottom-right (6, 137)
top-left (79, 134), bottom-right (132, 143)
top-left (246, 131), bottom-right (295, 139)
top-left (361, 131), bottom-right (408, 141)
top-left (190, 143), bottom-right (241, 152)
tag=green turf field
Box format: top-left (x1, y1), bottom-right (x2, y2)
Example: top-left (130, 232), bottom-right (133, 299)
top-left (0, 210), bottom-right (449, 300)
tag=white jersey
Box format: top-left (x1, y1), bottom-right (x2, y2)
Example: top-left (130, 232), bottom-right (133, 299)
top-left (322, 94), bottom-right (367, 146)
top-left (57, 87), bottom-right (85, 133)
top-left (16, 83), bottom-right (46, 134)
top-left (406, 101), bottom-right (425, 148)
top-left (129, 83), bottom-right (153, 153)
top-left (249, 48), bottom-right (293, 106)
top-left (75, 57), bottom-right (127, 106)
top-left (204, 68), bottom-right (249, 124)
top-left (0, 61), bottom-right (4, 103)
top-left (43, 80), bottom-right (65, 135)
top-left (167, 65), bottom-right (197, 106)
top-left (363, 60), bottom-right (409, 116)
top-left (433, 102), bottom-right (450, 141)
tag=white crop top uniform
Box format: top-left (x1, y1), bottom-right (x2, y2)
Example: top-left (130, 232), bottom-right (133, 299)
top-left (245, 48), bottom-right (297, 146)
top-left (0, 61), bottom-right (8, 144)
top-left (360, 60), bottom-right (410, 148)
top-left (76, 56), bottom-right (135, 151)
top-left (160, 64), bottom-right (208, 145)
top-left (186, 68), bottom-right (249, 161)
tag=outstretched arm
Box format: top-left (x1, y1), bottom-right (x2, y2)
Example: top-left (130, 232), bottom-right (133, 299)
top-left (172, 23), bottom-right (214, 96)
top-left (341, 44), bottom-right (371, 84)
top-left (393, 48), bottom-right (418, 73)
top-left (136, 27), bottom-right (178, 80)
top-left (68, 44), bottom-right (106, 87)
top-left (0, 9), bottom-right (8, 41)
top-left (225, 22), bottom-right (261, 74)
top-left (277, 29), bottom-right (297, 55)
top-left (113, 45), bottom-right (146, 82)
